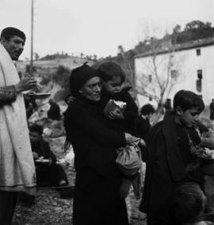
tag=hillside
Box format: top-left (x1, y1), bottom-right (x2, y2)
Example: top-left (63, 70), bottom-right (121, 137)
top-left (16, 56), bottom-right (94, 102)
top-left (17, 56), bottom-right (93, 72)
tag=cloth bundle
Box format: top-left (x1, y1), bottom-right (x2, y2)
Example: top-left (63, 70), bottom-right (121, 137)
top-left (116, 141), bottom-right (143, 199)
top-left (116, 141), bottom-right (142, 176)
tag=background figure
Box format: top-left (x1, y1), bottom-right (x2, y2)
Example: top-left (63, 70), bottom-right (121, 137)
top-left (209, 99), bottom-right (214, 120)
top-left (0, 27), bottom-right (37, 225)
top-left (135, 103), bottom-right (155, 145)
top-left (47, 99), bottom-right (61, 120)
top-left (164, 98), bottom-right (172, 114)
top-left (24, 94), bottom-right (37, 119)
top-left (30, 124), bottom-right (68, 187)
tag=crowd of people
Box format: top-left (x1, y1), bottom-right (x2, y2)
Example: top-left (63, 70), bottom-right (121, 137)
top-left (1, 26), bottom-right (214, 225)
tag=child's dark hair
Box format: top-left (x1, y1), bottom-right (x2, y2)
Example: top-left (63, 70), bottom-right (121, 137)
top-left (29, 124), bottom-right (43, 135)
top-left (172, 182), bottom-right (206, 224)
top-left (173, 90), bottom-right (205, 112)
top-left (140, 104), bottom-right (155, 115)
top-left (97, 61), bottom-right (126, 83)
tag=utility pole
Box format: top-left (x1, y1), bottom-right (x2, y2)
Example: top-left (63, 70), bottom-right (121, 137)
top-left (30, 0), bottom-right (34, 76)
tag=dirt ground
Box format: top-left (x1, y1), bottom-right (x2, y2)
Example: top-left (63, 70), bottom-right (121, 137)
top-left (13, 126), bottom-right (147, 225)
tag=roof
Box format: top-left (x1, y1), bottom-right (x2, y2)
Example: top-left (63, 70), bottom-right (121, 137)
top-left (134, 37), bottom-right (214, 59)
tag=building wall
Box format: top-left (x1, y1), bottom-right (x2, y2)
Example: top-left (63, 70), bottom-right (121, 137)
top-left (135, 44), bottom-right (214, 107)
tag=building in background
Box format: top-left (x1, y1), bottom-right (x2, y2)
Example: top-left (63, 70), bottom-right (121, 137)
top-left (134, 37), bottom-right (214, 107)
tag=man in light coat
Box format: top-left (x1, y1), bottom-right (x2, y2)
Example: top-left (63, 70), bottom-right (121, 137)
top-left (0, 27), bottom-right (37, 225)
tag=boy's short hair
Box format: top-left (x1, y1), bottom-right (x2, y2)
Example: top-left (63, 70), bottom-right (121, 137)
top-left (172, 182), bottom-right (206, 223)
top-left (140, 104), bottom-right (155, 115)
top-left (0, 27), bottom-right (26, 42)
top-left (97, 61), bottom-right (126, 83)
top-left (173, 90), bottom-right (205, 112)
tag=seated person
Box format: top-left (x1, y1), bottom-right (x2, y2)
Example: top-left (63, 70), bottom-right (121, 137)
top-left (29, 124), bottom-right (68, 187)
top-left (47, 99), bottom-right (61, 120)
top-left (24, 94), bottom-right (37, 119)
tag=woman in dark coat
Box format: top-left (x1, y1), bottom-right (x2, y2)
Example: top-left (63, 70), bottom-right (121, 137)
top-left (64, 63), bottom-right (135, 225)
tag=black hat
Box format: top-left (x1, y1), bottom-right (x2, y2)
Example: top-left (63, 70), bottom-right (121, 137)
top-left (69, 62), bottom-right (100, 96)
top-left (0, 27), bottom-right (26, 41)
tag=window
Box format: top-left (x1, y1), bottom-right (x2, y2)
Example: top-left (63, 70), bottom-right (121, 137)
top-left (148, 74), bottom-right (152, 83)
top-left (196, 79), bottom-right (202, 92)
top-left (149, 96), bottom-right (152, 101)
top-left (171, 70), bottom-right (178, 79)
top-left (197, 70), bottom-right (203, 79)
top-left (196, 48), bottom-right (201, 56)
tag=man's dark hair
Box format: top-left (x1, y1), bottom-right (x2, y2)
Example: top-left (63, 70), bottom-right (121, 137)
top-left (97, 61), bottom-right (126, 83)
top-left (140, 104), bottom-right (155, 115)
top-left (0, 27), bottom-right (26, 42)
top-left (173, 90), bottom-right (205, 112)
top-left (172, 182), bottom-right (206, 223)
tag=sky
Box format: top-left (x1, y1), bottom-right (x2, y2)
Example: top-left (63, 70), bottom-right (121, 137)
top-left (0, 0), bottom-right (214, 60)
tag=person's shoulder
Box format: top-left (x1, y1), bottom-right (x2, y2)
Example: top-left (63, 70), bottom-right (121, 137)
top-left (116, 86), bottom-right (135, 102)
top-left (65, 98), bottom-right (98, 117)
top-left (151, 120), bottom-right (163, 129)
top-left (150, 121), bottom-right (163, 135)
top-left (64, 100), bottom-right (82, 116)
top-left (120, 86), bottom-right (132, 95)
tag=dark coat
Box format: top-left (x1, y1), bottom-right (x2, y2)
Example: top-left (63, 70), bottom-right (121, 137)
top-left (135, 116), bottom-right (151, 143)
top-left (31, 138), bottom-right (67, 186)
top-left (64, 97), bottom-right (126, 177)
top-left (64, 97), bottom-right (129, 225)
top-left (135, 116), bottom-right (152, 162)
top-left (100, 87), bottom-right (139, 135)
top-left (31, 139), bottom-right (56, 163)
top-left (47, 102), bottom-right (61, 120)
top-left (209, 102), bottom-right (214, 120)
top-left (140, 111), bottom-right (203, 225)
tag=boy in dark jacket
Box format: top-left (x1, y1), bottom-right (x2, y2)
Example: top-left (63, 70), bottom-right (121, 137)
top-left (140, 90), bottom-right (206, 225)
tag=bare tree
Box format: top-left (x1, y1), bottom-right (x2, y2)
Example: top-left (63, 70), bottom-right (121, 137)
top-left (136, 37), bottom-right (184, 113)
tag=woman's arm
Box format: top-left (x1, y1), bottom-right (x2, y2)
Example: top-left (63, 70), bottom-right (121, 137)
top-left (65, 104), bottom-right (126, 147)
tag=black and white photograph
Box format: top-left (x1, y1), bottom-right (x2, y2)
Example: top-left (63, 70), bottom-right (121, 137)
top-left (0, 0), bottom-right (214, 224)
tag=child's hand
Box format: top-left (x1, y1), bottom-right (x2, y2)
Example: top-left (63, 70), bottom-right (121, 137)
top-left (107, 108), bottom-right (124, 120)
